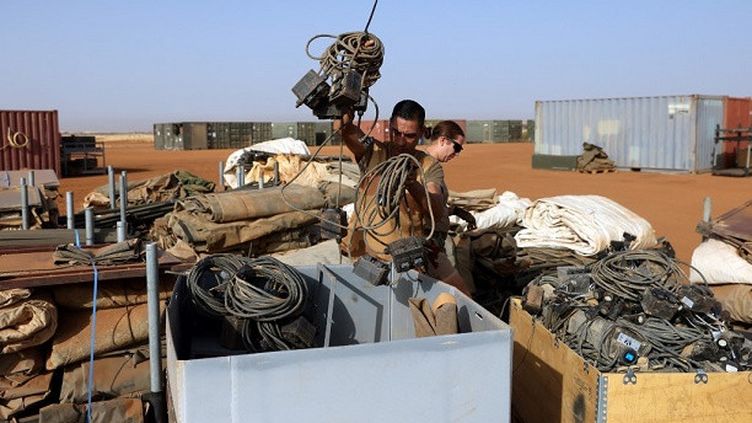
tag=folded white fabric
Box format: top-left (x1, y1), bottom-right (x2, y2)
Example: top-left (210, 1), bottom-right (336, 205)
top-left (514, 195), bottom-right (657, 256)
top-left (689, 238), bottom-right (752, 285)
top-left (450, 191), bottom-right (531, 232)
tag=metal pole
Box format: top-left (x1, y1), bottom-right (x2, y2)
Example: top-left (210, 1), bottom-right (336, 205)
top-left (145, 243), bottom-right (162, 393)
top-left (107, 166), bottom-right (116, 209)
top-left (19, 177), bottom-right (29, 230)
top-left (258, 170), bottom-right (264, 189)
top-left (236, 165), bottom-right (245, 188)
top-left (119, 171), bottom-right (128, 234)
top-left (746, 144), bottom-right (751, 171)
top-left (116, 221), bottom-right (126, 242)
top-left (218, 161), bottom-right (225, 191)
top-left (85, 208), bottom-right (95, 246)
top-left (27, 170), bottom-right (35, 187)
top-left (703, 197), bottom-right (712, 223)
top-left (273, 161), bottom-right (279, 185)
top-left (66, 192), bottom-right (75, 229)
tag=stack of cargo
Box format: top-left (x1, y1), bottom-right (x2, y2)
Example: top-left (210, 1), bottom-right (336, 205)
top-left (466, 120), bottom-right (524, 143)
top-left (153, 122), bottom-right (273, 150)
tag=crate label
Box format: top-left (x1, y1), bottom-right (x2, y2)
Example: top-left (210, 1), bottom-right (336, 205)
top-left (726, 364), bottom-right (738, 373)
top-left (681, 296), bottom-right (695, 309)
top-left (616, 333), bottom-right (642, 351)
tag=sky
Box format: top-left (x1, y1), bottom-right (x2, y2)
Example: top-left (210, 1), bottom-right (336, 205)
top-left (1, 0), bottom-right (750, 132)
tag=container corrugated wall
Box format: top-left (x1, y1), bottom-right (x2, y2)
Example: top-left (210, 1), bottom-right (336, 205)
top-left (0, 110), bottom-right (61, 175)
top-left (722, 97), bottom-right (752, 167)
top-left (534, 95), bottom-right (725, 172)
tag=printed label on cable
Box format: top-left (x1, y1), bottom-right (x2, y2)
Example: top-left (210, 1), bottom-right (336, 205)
top-left (681, 296), bottom-right (695, 309)
top-left (616, 333), bottom-right (642, 351)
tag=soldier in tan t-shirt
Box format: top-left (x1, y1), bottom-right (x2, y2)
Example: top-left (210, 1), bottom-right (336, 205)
top-left (335, 100), bottom-right (471, 295)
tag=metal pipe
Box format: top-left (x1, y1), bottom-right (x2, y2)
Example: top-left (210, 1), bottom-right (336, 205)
top-left (19, 177), bottom-right (29, 230)
top-left (116, 221), bottom-right (126, 242)
top-left (85, 208), bottom-right (94, 246)
top-left (107, 166), bottom-right (116, 209)
top-left (258, 170), bottom-right (264, 189)
top-left (145, 243), bottom-right (163, 393)
top-left (746, 144), bottom-right (751, 169)
top-left (27, 170), bottom-right (35, 187)
top-left (703, 197), bottom-right (712, 223)
top-left (218, 161), bottom-right (225, 191)
top-left (119, 171), bottom-right (127, 234)
top-left (273, 161), bottom-right (279, 185)
top-left (66, 192), bottom-right (74, 229)
top-left (236, 165), bottom-right (245, 188)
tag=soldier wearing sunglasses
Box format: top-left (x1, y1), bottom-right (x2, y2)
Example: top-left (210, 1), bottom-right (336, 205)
top-left (336, 101), bottom-right (471, 295)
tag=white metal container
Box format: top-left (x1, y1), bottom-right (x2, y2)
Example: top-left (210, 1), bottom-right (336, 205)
top-left (166, 264), bottom-right (512, 423)
top-left (534, 95), bottom-right (725, 172)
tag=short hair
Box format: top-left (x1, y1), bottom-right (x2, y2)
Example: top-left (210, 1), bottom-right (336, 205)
top-left (430, 120), bottom-right (465, 140)
top-left (391, 99), bottom-right (425, 127)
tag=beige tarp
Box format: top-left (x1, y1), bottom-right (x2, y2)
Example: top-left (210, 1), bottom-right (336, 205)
top-left (0, 350), bottom-right (52, 420)
top-left (0, 294), bottom-right (57, 354)
top-left (84, 169), bottom-right (215, 209)
top-left (47, 302), bottom-right (165, 370)
top-left (39, 398), bottom-right (144, 423)
top-left (60, 346), bottom-right (157, 403)
top-left (52, 279), bottom-right (174, 310)
top-left (165, 209), bottom-right (318, 253)
top-left (177, 185), bottom-right (326, 223)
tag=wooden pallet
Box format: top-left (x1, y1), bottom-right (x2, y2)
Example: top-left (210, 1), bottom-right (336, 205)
top-left (578, 168), bottom-right (615, 174)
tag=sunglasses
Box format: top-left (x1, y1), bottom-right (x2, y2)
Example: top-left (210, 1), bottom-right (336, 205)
top-left (390, 126), bottom-right (420, 141)
top-left (449, 138), bottom-right (463, 154)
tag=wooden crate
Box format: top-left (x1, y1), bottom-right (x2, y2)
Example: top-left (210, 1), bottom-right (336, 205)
top-left (510, 298), bottom-right (752, 423)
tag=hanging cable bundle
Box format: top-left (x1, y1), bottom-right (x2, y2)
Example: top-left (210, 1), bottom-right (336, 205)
top-left (292, 0), bottom-right (383, 120)
top-left (353, 153), bottom-right (436, 243)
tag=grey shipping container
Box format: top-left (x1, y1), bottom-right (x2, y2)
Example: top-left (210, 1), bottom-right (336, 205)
top-left (314, 121), bottom-right (335, 145)
top-left (466, 120), bottom-right (522, 143)
top-left (271, 122), bottom-right (317, 145)
top-left (153, 123), bottom-right (183, 150)
top-left (251, 122), bottom-right (272, 143)
top-left (167, 264), bottom-right (512, 423)
top-left (534, 95), bottom-right (725, 172)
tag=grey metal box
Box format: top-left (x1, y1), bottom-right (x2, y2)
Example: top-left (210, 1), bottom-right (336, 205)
top-left (167, 264), bottom-right (512, 423)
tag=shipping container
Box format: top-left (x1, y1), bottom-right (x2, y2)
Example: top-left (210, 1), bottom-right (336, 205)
top-left (424, 119), bottom-right (468, 141)
top-left (357, 119), bottom-right (390, 142)
top-left (0, 110), bottom-right (61, 175)
top-left (314, 121), bottom-right (335, 145)
top-left (533, 95), bottom-right (725, 173)
top-left (466, 120), bottom-right (522, 143)
top-left (720, 97), bottom-right (752, 167)
top-left (272, 122), bottom-right (318, 145)
top-left (251, 122), bottom-right (272, 143)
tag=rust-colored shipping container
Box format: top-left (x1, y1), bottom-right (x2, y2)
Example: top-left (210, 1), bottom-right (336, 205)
top-left (0, 110), bottom-right (61, 176)
top-left (722, 97), bottom-right (752, 167)
top-left (356, 119), bottom-right (391, 142)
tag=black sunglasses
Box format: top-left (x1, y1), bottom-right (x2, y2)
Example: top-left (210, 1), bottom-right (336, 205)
top-left (449, 138), bottom-right (463, 154)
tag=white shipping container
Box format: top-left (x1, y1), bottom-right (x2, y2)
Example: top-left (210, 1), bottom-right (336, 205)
top-left (534, 95), bottom-right (724, 172)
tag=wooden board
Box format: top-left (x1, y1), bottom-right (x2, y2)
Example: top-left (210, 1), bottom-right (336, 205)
top-left (510, 299), bottom-right (600, 423)
top-left (510, 298), bottom-right (752, 423)
top-left (604, 371), bottom-right (752, 422)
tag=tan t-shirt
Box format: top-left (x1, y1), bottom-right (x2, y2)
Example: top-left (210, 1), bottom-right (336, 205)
top-left (346, 141), bottom-right (438, 260)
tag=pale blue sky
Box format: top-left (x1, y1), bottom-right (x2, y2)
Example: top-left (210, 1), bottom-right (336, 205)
top-left (1, 1), bottom-right (750, 131)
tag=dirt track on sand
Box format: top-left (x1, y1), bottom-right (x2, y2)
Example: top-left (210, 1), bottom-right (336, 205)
top-left (59, 141), bottom-right (751, 263)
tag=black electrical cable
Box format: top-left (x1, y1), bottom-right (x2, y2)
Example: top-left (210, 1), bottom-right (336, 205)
top-left (224, 256), bottom-right (308, 322)
top-left (186, 254), bottom-right (254, 317)
top-left (590, 250), bottom-right (682, 302)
